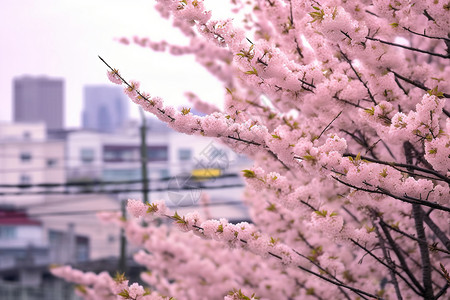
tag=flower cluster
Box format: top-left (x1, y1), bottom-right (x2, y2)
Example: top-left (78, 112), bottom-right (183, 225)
top-left (57, 0), bottom-right (450, 299)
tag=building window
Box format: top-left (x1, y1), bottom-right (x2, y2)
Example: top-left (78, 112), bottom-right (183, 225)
top-left (0, 226), bottom-right (17, 239)
top-left (102, 169), bottom-right (141, 181)
top-left (80, 148), bottom-right (95, 163)
top-left (76, 236), bottom-right (90, 262)
top-left (47, 158), bottom-right (58, 167)
top-left (147, 146), bottom-right (168, 162)
top-left (20, 152), bottom-right (32, 162)
top-left (103, 146), bottom-right (137, 162)
top-left (107, 234), bottom-right (116, 243)
top-left (20, 174), bottom-right (31, 186)
top-left (103, 145), bottom-right (168, 162)
top-left (178, 149), bottom-right (192, 161)
top-left (159, 169), bottom-right (170, 179)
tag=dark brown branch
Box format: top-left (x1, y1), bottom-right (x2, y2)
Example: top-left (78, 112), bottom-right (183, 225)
top-left (389, 69), bottom-right (450, 98)
top-left (404, 141), bottom-right (434, 299)
top-left (294, 38), bottom-right (304, 59)
top-left (290, 249), bottom-right (354, 300)
top-left (297, 77), bottom-right (316, 89)
top-left (351, 239), bottom-right (423, 296)
top-left (295, 264), bottom-right (375, 299)
top-left (333, 95), bottom-right (365, 109)
top-left (412, 204), bottom-right (434, 299)
top-left (393, 74), bottom-right (409, 95)
top-left (380, 139), bottom-right (397, 160)
top-left (374, 225), bottom-right (403, 300)
top-left (343, 153), bottom-right (450, 184)
top-left (342, 206), bottom-right (360, 223)
top-left (340, 129), bottom-right (379, 160)
top-left (364, 10), bottom-right (379, 17)
top-left (423, 10), bottom-right (435, 22)
top-left (366, 36), bottom-right (449, 59)
top-left (332, 176), bottom-right (450, 212)
top-left (226, 135), bottom-right (262, 146)
top-left (190, 216), bottom-right (378, 299)
top-left (435, 283), bottom-right (449, 299)
top-left (317, 111), bottom-right (342, 140)
top-left (98, 56), bottom-right (176, 122)
top-left (443, 109), bottom-right (450, 118)
top-left (226, 134), bottom-right (292, 172)
top-left (423, 213), bottom-right (450, 252)
top-left (402, 27), bottom-right (450, 42)
top-left (339, 49), bottom-right (377, 105)
top-left (378, 220), bottom-right (425, 293)
top-left (379, 219), bottom-right (450, 255)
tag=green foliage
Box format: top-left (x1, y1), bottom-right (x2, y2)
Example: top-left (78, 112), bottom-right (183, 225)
top-left (173, 212), bottom-right (187, 225)
top-left (309, 6), bottom-right (325, 23)
top-left (147, 203), bottom-right (159, 213)
top-left (242, 169), bottom-right (256, 178)
top-left (228, 289), bottom-right (259, 300)
top-left (181, 107), bottom-right (191, 115)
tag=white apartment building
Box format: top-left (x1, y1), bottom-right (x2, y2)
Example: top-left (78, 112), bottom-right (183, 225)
top-left (0, 122), bottom-right (65, 206)
top-left (65, 117), bottom-right (251, 221)
top-left (0, 122), bottom-right (120, 271)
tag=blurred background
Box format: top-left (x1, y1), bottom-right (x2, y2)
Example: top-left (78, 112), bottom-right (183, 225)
top-left (0, 1), bottom-right (251, 298)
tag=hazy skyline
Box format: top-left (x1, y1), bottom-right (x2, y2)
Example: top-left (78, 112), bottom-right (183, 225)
top-left (0, 0), bottom-right (226, 128)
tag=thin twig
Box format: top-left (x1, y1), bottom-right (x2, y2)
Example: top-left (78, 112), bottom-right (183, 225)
top-left (366, 36), bottom-right (449, 59)
top-left (343, 153), bottom-right (450, 184)
top-left (317, 111), bottom-right (342, 140)
top-left (374, 224), bottom-right (403, 300)
top-left (389, 69), bottom-right (450, 98)
top-left (378, 220), bottom-right (425, 292)
top-left (332, 176), bottom-right (450, 212)
top-left (339, 49), bottom-right (377, 105)
top-left (351, 239), bottom-right (423, 296)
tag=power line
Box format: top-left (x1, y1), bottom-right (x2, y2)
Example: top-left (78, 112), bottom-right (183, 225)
top-left (0, 173), bottom-right (241, 188)
top-left (0, 160), bottom-right (204, 174)
top-left (0, 183), bottom-right (245, 196)
top-left (0, 200), bottom-right (247, 219)
top-left (0, 159), bottom-right (247, 174)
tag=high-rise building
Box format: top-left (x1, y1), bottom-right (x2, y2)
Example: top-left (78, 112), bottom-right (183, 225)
top-left (82, 85), bottom-right (129, 133)
top-left (13, 76), bottom-right (64, 131)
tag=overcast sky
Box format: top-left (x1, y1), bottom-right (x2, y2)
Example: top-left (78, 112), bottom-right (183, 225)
top-left (0, 0), bottom-right (227, 128)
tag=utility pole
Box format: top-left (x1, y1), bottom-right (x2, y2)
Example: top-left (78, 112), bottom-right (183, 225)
top-left (118, 109), bottom-right (149, 272)
top-left (139, 108), bottom-right (149, 204)
top-left (118, 199), bottom-right (126, 273)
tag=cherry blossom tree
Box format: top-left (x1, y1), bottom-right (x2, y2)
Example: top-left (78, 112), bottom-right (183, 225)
top-left (52, 0), bottom-right (450, 299)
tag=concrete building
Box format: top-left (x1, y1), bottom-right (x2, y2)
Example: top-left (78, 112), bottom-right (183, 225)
top-left (0, 122), bottom-right (66, 206)
top-left (13, 77), bottom-right (64, 131)
top-left (65, 117), bottom-right (252, 220)
top-left (0, 123), bottom-right (121, 271)
top-left (82, 85), bottom-right (129, 133)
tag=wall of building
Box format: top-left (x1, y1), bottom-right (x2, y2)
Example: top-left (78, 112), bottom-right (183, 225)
top-left (28, 194), bottom-right (121, 260)
top-left (0, 225), bottom-right (45, 249)
top-left (0, 123), bottom-right (66, 206)
top-left (82, 85), bottom-right (129, 133)
top-left (13, 77), bottom-right (64, 131)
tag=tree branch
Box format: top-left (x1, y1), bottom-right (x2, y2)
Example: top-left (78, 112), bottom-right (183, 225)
top-left (388, 69), bottom-right (450, 98)
top-left (351, 239), bottom-right (423, 296)
top-left (374, 224), bottom-right (403, 300)
top-left (378, 220), bottom-right (425, 292)
top-left (366, 36), bottom-right (450, 59)
top-left (404, 141), bottom-right (434, 299)
top-left (332, 176), bottom-right (450, 212)
top-left (339, 49), bottom-right (377, 105)
top-left (423, 213), bottom-right (450, 252)
top-left (343, 153), bottom-right (450, 184)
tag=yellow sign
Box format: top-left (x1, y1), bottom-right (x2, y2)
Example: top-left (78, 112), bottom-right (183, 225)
top-left (191, 168), bottom-right (221, 178)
